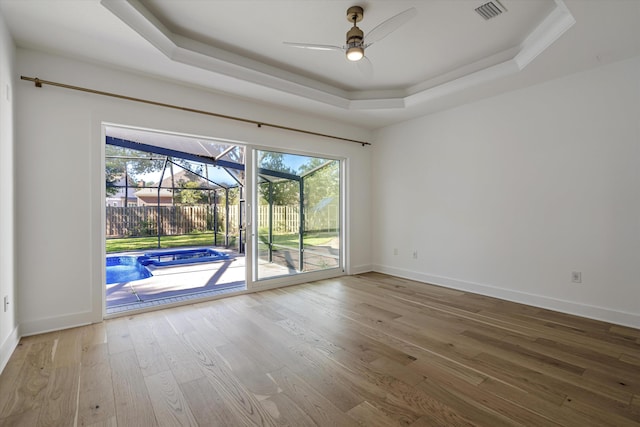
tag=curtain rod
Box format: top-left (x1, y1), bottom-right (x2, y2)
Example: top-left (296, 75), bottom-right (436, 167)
top-left (20, 76), bottom-right (371, 147)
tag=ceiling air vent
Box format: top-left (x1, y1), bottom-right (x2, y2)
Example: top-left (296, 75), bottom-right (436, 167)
top-left (475, 1), bottom-right (507, 20)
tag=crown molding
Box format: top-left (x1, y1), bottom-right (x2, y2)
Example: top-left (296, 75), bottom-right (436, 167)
top-left (101, 0), bottom-right (575, 111)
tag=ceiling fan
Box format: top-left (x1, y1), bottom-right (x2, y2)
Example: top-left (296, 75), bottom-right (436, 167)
top-left (284, 6), bottom-right (417, 76)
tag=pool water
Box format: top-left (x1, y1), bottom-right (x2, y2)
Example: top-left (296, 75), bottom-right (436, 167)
top-left (138, 248), bottom-right (230, 267)
top-left (106, 256), bottom-right (152, 284)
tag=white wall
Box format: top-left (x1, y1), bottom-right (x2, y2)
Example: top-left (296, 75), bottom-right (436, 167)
top-left (372, 55), bottom-right (640, 328)
top-left (15, 49), bottom-right (372, 335)
top-left (0, 10), bottom-right (17, 371)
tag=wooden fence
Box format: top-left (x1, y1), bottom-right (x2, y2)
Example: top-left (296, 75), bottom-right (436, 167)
top-left (258, 205), bottom-right (300, 234)
top-left (106, 206), bottom-right (214, 238)
top-left (106, 203), bottom-right (336, 238)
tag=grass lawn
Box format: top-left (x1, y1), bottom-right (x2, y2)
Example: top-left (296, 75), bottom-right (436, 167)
top-left (106, 232), bottom-right (235, 253)
top-left (107, 231), bottom-right (337, 253)
top-left (259, 231), bottom-right (337, 248)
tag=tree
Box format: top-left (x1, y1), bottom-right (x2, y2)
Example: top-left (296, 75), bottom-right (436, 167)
top-left (300, 159), bottom-right (339, 232)
top-left (175, 181), bottom-right (206, 205)
top-left (105, 145), bottom-right (164, 195)
top-left (105, 163), bottom-right (125, 196)
top-left (258, 152), bottom-right (299, 206)
top-left (300, 158), bottom-right (339, 210)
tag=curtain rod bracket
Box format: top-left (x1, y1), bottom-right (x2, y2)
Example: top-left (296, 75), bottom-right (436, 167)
top-left (34, 78), bottom-right (42, 88)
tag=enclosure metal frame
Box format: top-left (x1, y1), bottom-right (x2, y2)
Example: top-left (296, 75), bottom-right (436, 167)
top-left (106, 136), bottom-right (336, 272)
top-left (257, 159), bottom-right (336, 272)
top-left (106, 136), bottom-right (245, 251)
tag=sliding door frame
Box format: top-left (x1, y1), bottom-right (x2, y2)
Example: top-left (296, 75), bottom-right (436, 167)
top-left (245, 146), bottom-right (346, 292)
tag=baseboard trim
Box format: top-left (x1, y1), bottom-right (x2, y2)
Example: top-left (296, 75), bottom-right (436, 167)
top-left (20, 311), bottom-right (95, 337)
top-left (0, 326), bottom-right (20, 374)
top-left (372, 265), bottom-right (640, 329)
top-left (350, 264), bottom-right (373, 275)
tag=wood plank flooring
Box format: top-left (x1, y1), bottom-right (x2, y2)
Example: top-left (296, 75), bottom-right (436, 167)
top-left (1, 272), bottom-right (639, 426)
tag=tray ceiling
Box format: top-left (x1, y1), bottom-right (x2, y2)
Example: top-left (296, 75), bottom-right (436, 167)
top-left (1, 0), bottom-right (639, 128)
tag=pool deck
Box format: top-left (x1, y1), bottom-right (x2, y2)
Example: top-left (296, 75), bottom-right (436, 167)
top-left (106, 247), bottom-right (295, 314)
top-left (106, 247), bottom-right (246, 313)
top-left (106, 243), bottom-right (339, 314)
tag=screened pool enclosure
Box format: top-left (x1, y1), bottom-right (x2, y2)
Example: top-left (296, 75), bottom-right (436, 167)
top-left (105, 126), bottom-right (341, 279)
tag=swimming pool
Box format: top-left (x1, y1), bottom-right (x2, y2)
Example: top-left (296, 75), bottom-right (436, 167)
top-left (106, 249), bottom-right (230, 284)
top-left (106, 256), bottom-right (152, 284)
top-left (138, 248), bottom-right (230, 267)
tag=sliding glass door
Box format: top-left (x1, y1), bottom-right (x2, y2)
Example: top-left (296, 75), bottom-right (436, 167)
top-left (103, 124), bottom-right (345, 313)
top-left (252, 149), bottom-right (342, 283)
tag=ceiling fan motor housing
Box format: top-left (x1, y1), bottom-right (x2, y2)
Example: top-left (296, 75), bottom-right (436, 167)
top-left (345, 5), bottom-right (365, 60)
top-left (346, 25), bottom-right (364, 46)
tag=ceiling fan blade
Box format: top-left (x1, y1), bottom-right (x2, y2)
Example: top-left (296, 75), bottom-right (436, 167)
top-left (364, 7), bottom-right (417, 46)
top-left (356, 56), bottom-right (373, 78)
top-left (283, 42), bottom-right (344, 52)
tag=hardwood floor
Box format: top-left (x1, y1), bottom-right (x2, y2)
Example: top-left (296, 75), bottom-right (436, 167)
top-left (1, 272), bottom-right (639, 426)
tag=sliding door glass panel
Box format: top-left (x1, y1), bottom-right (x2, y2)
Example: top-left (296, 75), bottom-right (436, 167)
top-left (254, 150), bottom-right (341, 281)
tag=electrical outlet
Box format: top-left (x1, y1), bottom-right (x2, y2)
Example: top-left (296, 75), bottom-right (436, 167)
top-left (412, 250), bottom-right (418, 259)
top-left (393, 248), bottom-right (398, 256)
top-left (3, 296), bottom-right (8, 313)
top-left (571, 271), bottom-right (582, 283)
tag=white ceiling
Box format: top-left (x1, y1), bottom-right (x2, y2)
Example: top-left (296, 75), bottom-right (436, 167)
top-left (1, 0), bottom-right (639, 129)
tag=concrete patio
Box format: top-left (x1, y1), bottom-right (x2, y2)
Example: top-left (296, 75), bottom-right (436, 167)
top-left (106, 243), bottom-right (339, 314)
top-left (106, 248), bottom-right (247, 314)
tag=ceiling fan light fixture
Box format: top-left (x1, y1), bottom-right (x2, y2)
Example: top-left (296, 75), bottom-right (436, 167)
top-left (346, 46), bottom-right (364, 61)
top-left (346, 23), bottom-right (364, 61)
